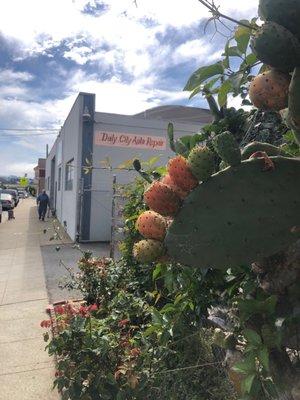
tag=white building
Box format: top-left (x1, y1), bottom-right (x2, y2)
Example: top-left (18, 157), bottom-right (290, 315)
top-left (45, 92), bottom-right (211, 242)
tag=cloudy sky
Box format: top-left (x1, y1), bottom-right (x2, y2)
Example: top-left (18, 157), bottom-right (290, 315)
top-left (0, 0), bottom-right (258, 177)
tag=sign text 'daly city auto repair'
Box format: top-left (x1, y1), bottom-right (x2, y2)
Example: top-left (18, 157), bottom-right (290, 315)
top-left (94, 131), bottom-right (166, 150)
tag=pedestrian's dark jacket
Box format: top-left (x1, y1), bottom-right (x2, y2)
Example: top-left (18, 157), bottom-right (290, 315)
top-left (37, 193), bottom-right (49, 209)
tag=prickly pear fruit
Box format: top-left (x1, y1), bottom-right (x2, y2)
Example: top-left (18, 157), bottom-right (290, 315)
top-left (187, 146), bottom-right (215, 182)
top-left (251, 22), bottom-right (300, 72)
top-left (161, 174), bottom-right (189, 199)
top-left (259, 0), bottom-right (300, 41)
top-left (144, 181), bottom-right (181, 216)
top-left (213, 132), bottom-right (241, 167)
top-left (249, 70), bottom-right (290, 111)
top-left (136, 211), bottom-right (167, 241)
top-left (242, 141), bottom-right (289, 160)
top-left (167, 155), bottom-right (198, 192)
top-left (133, 239), bottom-right (165, 263)
top-left (288, 67), bottom-right (300, 144)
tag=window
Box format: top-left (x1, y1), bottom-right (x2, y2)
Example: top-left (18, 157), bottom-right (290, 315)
top-left (65, 159), bottom-right (74, 191)
top-left (39, 169), bottom-right (45, 178)
top-left (58, 167), bottom-right (62, 191)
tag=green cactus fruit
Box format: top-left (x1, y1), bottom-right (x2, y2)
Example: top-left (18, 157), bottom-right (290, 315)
top-left (164, 157), bottom-right (300, 269)
top-left (213, 132), bottom-right (241, 167)
top-left (242, 142), bottom-right (289, 160)
top-left (259, 0), bottom-right (300, 41)
top-left (133, 239), bottom-right (165, 263)
top-left (288, 67), bottom-right (300, 144)
top-left (187, 146), bottom-right (215, 182)
top-left (251, 22), bottom-right (300, 72)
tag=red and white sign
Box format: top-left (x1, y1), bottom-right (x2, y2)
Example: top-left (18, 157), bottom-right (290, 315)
top-left (94, 131), bottom-right (166, 150)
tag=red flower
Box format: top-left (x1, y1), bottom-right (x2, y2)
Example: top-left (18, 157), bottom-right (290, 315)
top-left (54, 305), bottom-right (65, 315)
top-left (88, 304), bottom-right (98, 312)
top-left (40, 319), bottom-right (51, 328)
top-left (118, 319), bottom-right (130, 328)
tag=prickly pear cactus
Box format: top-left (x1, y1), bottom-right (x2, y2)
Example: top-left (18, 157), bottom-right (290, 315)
top-left (187, 146), bottom-right (215, 181)
top-left (165, 157), bottom-right (300, 269)
top-left (249, 70), bottom-right (290, 111)
top-left (259, 0), bottom-right (300, 41)
top-left (133, 239), bottom-right (165, 263)
top-left (241, 142), bottom-right (290, 159)
top-left (288, 67), bottom-right (300, 145)
top-left (213, 132), bottom-right (241, 167)
top-left (251, 21), bottom-right (300, 72)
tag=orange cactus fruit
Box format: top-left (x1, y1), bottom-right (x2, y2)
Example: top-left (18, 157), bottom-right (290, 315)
top-left (161, 174), bottom-right (189, 199)
top-left (136, 210), bottom-right (167, 241)
top-left (144, 181), bottom-right (181, 216)
top-left (167, 155), bottom-right (198, 192)
top-left (249, 69), bottom-right (291, 111)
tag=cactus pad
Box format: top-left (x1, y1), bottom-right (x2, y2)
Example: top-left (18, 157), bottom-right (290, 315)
top-left (187, 146), bottom-right (215, 181)
top-left (251, 22), bottom-right (300, 72)
top-left (165, 157), bottom-right (300, 269)
top-left (259, 0), bottom-right (300, 41)
top-left (241, 142), bottom-right (289, 160)
top-left (213, 132), bottom-right (241, 167)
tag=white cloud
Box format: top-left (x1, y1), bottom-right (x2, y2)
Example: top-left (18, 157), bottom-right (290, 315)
top-left (0, 162), bottom-right (37, 177)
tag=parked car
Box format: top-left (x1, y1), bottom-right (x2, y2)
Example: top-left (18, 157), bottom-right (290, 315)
top-left (17, 190), bottom-right (27, 199)
top-left (0, 193), bottom-right (15, 210)
top-left (0, 189), bottom-right (19, 206)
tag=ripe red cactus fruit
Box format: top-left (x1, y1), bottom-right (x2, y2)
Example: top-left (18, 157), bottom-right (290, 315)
top-left (167, 155), bottom-right (198, 192)
top-left (136, 210), bottom-right (167, 241)
top-left (161, 174), bottom-right (189, 199)
top-left (144, 181), bottom-right (181, 216)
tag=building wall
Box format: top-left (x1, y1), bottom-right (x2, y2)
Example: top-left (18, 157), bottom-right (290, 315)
top-left (45, 94), bottom-right (84, 241)
top-left (46, 93), bottom-right (209, 243)
top-left (89, 112), bottom-right (203, 241)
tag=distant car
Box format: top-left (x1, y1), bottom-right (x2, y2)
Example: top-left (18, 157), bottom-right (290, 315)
top-left (0, 193), bottom-right (15, 210)
top-left (0, 189), bottom-right (19, 206)
top-left (17, 190), bottom-right (27, 199)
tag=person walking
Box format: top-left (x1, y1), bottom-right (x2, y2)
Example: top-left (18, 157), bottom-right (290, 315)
top-left (36, 189), bottom-right (50, 221)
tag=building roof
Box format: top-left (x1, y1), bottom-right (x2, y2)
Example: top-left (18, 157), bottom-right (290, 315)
top-left (133, 105), bottom-right (212, 125)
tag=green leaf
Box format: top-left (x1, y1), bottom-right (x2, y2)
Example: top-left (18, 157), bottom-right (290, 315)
top-left (218, 80), bottom-right (232, 107)
top-left (184, 63), bottom-right (224, 91)
top-left (224, 46), bottom-right (242, 58)
top-left (235, 25), bottom-right (251, 54)
top-left (152, 264), bottom-right (162, 280)
top-left (243, 329), bottom-right (262, 346)
top-left (258, 346), bottom-right (270, 371)
top-left (144, 324), bottom-right (160, 337)
top-left (241, 373), bottom-right (256, 394)
top-left (245, 53), bottom-right (257, 65)
top-left (229, 72), bottom-right (245, 92)
top-left (232, 355), bottom-right (256, 374)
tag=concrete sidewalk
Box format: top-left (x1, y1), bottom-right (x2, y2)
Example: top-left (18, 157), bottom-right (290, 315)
top-left (0, 199), bottom-right (59, 400)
